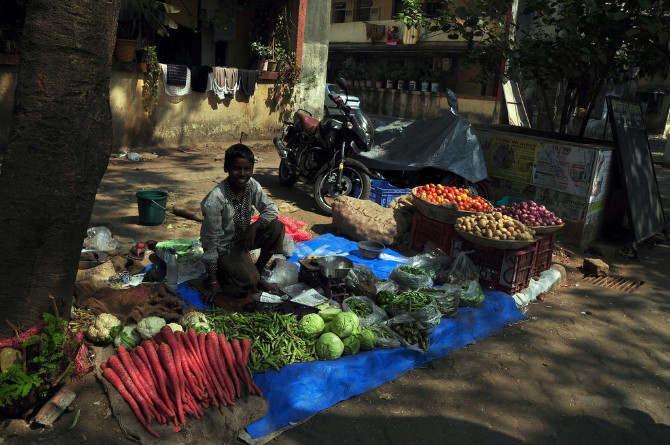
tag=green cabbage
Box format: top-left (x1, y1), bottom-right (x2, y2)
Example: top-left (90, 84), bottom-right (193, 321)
top-left (358, 329), bottom-right (376, 351)
top-left (316, 332), bottom-right (344, 360)
top-left (299, 313), bottom-right (325, 339)
top-left (342, 336), bottom-right (360, 355)
top-left (318, 307), bottom-right (342, 322)
top-left (331, 312), bottom-right (359, 338)
top-left (322, 321), bottom-right (332, 333)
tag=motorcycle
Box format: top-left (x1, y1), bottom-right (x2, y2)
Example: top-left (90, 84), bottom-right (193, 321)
top-left (273, 78), bottom-right (375, 214)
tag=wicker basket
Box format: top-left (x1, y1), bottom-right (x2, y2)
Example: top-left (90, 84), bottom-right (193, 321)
top-left (412, 187), bottom-right (490, 224)
top-left (529, 224), bottom-right (565, 234)
top-left (455, 229), bottom-right (536, 250)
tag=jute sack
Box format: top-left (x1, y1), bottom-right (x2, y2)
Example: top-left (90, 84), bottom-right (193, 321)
top-left (332, 196), bottom-right (413, 246)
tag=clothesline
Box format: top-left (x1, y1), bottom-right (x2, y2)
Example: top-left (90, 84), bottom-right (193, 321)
top-left (159, 63), bottom-right (259, 98)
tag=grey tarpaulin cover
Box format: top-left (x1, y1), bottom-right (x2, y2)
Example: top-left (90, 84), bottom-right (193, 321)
top-left (357, 90), bottom-right (488, 183)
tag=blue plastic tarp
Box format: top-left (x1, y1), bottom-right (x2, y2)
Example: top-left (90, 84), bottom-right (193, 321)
top-left (169, 233), bottom-right (525, 439)
top-left (247, 291), bottom-right (525, 438)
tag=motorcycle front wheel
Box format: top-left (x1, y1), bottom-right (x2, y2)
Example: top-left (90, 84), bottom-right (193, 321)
top-left (313, 163), bottom-right (371, 215)
top-left (278, 159), bottom-right (299, 186)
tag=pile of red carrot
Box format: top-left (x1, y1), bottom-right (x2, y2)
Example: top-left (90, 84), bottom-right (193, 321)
top-left (101, 326), bottom-right (262, 437)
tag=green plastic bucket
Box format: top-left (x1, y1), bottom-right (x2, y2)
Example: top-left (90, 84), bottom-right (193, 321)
top-left (136, 190), bottom-right (168, 225)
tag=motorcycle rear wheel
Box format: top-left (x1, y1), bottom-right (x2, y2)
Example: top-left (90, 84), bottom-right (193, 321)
top-left (313, 163), bottom-right (371, 215)
top-left (278, 159), bottom-right (299, 186)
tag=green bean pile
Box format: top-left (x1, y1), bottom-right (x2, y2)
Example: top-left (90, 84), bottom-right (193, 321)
top-left (398, 266), bottom-right (428, 276)
top-left (375, 290), bottom-right (396, 309)
top-left (389, 290), bottom-right (434, 312)
top-left (347, 299), bottom-right (373, 318)
top-left (204, 308), bottom-right (317, 374)
top-left (389, 321), bottom-right (431, 351)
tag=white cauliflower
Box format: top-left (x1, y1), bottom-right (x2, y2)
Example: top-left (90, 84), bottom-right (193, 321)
top-left (167, 322), bottom-right (184, 332)
top-left (114, 325), bottom-right (141, 349)
top-left (87, 313), bottom-right (122, 343)
top-left (136, 316), bottom-right (166, 340)
top-left (178, 311), bottom-right (210, 332)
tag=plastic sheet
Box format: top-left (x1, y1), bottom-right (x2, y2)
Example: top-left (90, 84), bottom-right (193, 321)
top-left (358, 91), bottom-right (488, 183)
top-left (247, 290), bottom-right (525, 438)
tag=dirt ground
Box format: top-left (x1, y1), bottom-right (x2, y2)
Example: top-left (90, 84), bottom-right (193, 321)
top-left (1, 141), bottom-right (669, 445)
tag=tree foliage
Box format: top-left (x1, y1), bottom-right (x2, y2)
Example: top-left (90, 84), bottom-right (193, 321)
top-left (403, 0), bottom-right (670, 135)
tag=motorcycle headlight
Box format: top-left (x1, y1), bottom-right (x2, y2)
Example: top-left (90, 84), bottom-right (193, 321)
top-left (346, 121), bottom-right (354, 129)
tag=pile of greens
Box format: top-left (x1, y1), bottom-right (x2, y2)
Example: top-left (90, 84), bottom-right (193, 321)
top-left (204, 308), bottom-right (318, 374)
top-left (0, 313), bottom-right (80, 411)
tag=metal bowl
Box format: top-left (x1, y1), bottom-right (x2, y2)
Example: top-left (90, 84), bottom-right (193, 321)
top-left (357, 241), bottom-right (385, 259)
top-left (315, 255), bottom-right (354, 279)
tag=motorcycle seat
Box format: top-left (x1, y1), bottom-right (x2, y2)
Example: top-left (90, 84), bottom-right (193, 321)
top-left (296, 112), bottom-right (320, 136)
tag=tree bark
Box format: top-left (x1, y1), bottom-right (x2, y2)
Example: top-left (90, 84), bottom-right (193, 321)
top-left (0, 0), bottom-right (121, 337)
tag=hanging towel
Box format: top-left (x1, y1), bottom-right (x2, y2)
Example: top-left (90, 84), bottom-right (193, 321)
top-left (166, 64), bottom-right (188, 86)
top-left (224, 67), bottom-right (239, 96)
top-left (238, 69), bottom-right (259, 96)
top-left (212, 66), bottom-right (238, 99)
top-left (159, 63), bottom-right (192, 96)
top-left (191, 66), bottom-right (213, 92)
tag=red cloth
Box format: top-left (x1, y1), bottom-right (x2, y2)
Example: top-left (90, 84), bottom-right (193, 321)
top-left (251, 216), bottom-right (312, 242)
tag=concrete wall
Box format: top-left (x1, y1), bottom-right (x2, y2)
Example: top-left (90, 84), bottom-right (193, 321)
top-left (352, 85), bottom-right (499, 124)
top-left (330, 21), bottom-right (466, 44)
top-left (110, 70), bottom-right (284, 149)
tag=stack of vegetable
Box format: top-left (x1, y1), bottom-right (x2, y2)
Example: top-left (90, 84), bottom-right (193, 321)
top-left (101, 326), bottom-right (261, 437)
top-left (298, 308), bottom-right (378, 361)
top-left (455, 212), bottom-right (535, 241)
top-left (495, 201), bottom-right (563, 227)
top-left (414, 184), bottom-right (492, 212)
top-left (205, 309), bottom-right (317, 374)
top-left (388, 321), bottom-right (431, 351)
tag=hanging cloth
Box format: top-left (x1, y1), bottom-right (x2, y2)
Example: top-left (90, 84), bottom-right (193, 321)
top-left (212, 66), bottom-right (238, 99)
top-left (191, 66), bottom-right (213, 92)
top-left (238, 69), bottom-right (259, 96)
top-left (166, 64), bottom-right (188, 86)
top-left (159, 63), bottom-right (192, 96)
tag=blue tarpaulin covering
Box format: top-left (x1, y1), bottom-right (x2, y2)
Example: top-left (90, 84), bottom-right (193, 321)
top-left (170, 233), bottom-right (525, 439)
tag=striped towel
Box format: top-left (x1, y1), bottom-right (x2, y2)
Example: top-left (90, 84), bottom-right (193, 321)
top-left (166, 64), bottom-right (188, 86)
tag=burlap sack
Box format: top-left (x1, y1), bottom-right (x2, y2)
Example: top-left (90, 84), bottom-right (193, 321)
top-left (331, 196), bottom-right (414, 246)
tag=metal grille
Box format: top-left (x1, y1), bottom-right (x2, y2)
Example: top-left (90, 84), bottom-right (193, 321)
top-left (582, 275), bottom-right (644, 293)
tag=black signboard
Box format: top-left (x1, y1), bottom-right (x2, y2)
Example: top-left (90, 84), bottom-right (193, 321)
top-left (606, 97), bottom-right (666, 244)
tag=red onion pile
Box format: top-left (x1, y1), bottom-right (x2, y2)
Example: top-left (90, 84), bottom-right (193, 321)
top-left (495, 201), bottom-right (563, 226)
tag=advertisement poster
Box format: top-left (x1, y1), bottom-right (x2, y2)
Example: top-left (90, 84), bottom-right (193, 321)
top-left (532, 143), bottom-right (597, 196)
top-left (533, 188), bottom-right (588, 222)
top-left (487, 136), bottom-right (538, 183)
top-left (589, 150), bottom-right (613, 203)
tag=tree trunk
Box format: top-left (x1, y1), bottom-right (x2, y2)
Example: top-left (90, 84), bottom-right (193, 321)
top-left (0, 0), bottom-right (121, 338)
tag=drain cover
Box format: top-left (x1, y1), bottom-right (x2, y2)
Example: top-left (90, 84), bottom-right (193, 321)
top-left (582, 275), bottom-right (644, 293)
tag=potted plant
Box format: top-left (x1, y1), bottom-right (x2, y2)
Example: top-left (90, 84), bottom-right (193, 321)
top-left (141, 45), bottom-right (160, 114)
top-left (430, 68), bottom-right (442, 93)
top-left (353, 65), bottom-right (365, 87)
top-left (385, 69), bottom-right (397, 89)
top-left (115, 20), bottom-right (139, 62)
top-left (269, 46), bottom-right (286, 72)
top-left (405, 67), bottom-right (421, 91)
top-left (251, 41), bottom-right (273, 71)
top-left (420, 71), bottom-right (431, 92)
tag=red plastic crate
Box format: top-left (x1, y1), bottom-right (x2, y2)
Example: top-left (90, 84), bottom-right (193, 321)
top-left (451, 236), bottom-right (536, 294)
top-left (532, 233), bottom-right (556, 276)
top-left (411, 212), bottom-right (458, 254)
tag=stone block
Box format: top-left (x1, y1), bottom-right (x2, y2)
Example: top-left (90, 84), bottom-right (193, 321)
top-left (583, 258), bottom-right (610, 276)
top-left (34, 386), bottom-right (76, 426)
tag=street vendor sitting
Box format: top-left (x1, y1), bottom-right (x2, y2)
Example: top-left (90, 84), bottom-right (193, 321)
top-left (200, 143), bottom-right (285, 303)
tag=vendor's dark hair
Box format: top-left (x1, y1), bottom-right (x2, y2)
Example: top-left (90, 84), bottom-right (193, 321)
top-left (224, 144), bottom-right (255, 171)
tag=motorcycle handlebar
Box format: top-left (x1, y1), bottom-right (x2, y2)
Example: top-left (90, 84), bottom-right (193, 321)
top-left (328, 94), bottom-right (351, 114)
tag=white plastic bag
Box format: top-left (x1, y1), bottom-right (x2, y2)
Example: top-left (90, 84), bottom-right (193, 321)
top-left (83, 226), bottom-right (118, 251)
top-left (266, 260), bottom-right (299, 288)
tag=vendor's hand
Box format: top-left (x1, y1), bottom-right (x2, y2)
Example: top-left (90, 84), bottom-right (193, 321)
top-left (201, 279), bottom-right (222, 304)
top-left (243, 224), bottom-right (259, 251)
top-left (258, 278), bottom-right (280, 294)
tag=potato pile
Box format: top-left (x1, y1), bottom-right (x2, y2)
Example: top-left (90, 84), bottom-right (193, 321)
top-left (455, 212), bottom-right (535, 241)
